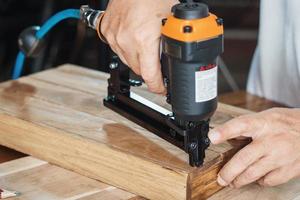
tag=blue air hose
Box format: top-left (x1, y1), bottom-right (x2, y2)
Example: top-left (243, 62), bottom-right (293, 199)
top-left (12, 9), bottom-right (80, 80)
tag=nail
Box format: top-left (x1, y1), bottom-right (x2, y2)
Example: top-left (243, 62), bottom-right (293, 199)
top-left (208, 130), bottom-right (221, 144)
top-left (217, 175), bottom-right (228, 186)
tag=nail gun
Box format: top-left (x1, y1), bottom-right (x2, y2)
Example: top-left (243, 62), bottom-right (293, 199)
top-left (81, 1), bottom-right (224, 167)
top-left (12, 0), bottom-right (223, 167)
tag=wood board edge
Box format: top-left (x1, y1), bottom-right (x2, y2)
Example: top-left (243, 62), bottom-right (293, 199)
top-left (186, 140), bottom-right (249, 200)
top-left (0, 113), bottom-right (189, 200)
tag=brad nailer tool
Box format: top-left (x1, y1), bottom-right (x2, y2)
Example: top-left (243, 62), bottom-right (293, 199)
top-left (81, 0), bottom-right (224, 167)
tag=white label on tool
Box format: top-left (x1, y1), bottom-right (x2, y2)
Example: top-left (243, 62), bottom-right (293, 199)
top-left (195, 66), bottom-right (217, 102)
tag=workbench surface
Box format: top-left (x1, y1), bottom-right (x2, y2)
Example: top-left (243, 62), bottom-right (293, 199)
top-left (0, 64), bottom-right (299, 200)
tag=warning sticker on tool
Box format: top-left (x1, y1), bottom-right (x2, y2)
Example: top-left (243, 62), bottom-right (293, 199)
top-left (195, 66), bottom-right (218, 102)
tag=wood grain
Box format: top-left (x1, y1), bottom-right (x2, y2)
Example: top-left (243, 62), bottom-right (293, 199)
top-left (1, 156), bottom-right (300, 200)
top-left (0, 156), bottom-right (136, 200)
top-left (0, 64), bottom-right (251, 200)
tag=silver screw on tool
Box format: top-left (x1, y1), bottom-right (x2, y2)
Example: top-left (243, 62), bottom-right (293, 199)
top-left (109, 62), bottom-right (118, 69)
top-left (190, 142), bottom-right (198, 150)
top-left (204, 138), bottom-right (210, 145)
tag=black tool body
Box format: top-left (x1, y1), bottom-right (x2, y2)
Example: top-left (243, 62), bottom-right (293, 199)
top-left (103, 1), bottom-right (224, 167)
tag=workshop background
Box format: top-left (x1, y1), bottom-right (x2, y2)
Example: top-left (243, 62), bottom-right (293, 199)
top-left (0, 0), bottom-right (259, 93)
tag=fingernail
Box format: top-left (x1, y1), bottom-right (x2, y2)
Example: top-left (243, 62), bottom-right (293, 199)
top-left (208, 130), bottom-right (221, 144)
top-left (217, 175), bottom-right (228, 186)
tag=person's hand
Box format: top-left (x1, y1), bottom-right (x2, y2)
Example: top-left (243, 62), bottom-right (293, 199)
top-left (208, 108), bottom-right (300, 188)
top-left (101, 0), bottom-right (177, 94)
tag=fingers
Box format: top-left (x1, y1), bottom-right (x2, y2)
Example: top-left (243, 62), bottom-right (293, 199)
top-left (111, 33), bottom-right (165, 93)
top-left (118, 44), bottom-right (140, 75)
top-left (232, 157), bottom-right (277, 188)
top-left (217, 141), bottom-right (265, 186)
top-left (108, 28), bottom-right (165, 93)
top-left (98, 0), bottom-right (173, 94)
top-left (258, 159), bottom-right (300, 187)
top-left (139, 40), bottom-right (165, 94)
top-left (214, 108), bottom-right (300, 188)
top-left (258, 168), bottom-right (290, 187)
top-left (208, 115), bottom-right (262, 144)
top-left (100, 13), bottom-right (129, 66)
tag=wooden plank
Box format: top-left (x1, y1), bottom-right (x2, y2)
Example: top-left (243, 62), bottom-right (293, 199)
top-left (0, 64), bottom-right (251, 200)
top-left (0, 114), bottom-right (188, 200)
top-left (0, 156), bottom-right (137, 200)
top-left (0, 157), bottom-right (46, 177)
top-left (1, 157), bottom-right (300, 200)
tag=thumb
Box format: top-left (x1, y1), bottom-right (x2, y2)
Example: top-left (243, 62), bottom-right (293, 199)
top-left (208, 115), bottom-right (261, 144)
top-left (139, 42), bottom-right (165, 94)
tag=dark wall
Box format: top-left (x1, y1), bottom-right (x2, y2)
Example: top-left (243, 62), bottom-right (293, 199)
top-left (0, 0), bottom-right (109, 81)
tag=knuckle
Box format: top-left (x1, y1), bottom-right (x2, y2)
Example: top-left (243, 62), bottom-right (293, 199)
top-left (221, 118), bottom-right (244, 134)
top-left (261, 177), bottom-right (274, 187)
top-left (232, 182), bottom-right (240, 189)
top-left (218, 170), bottom-right (231, 184)
top-left (142, 73), bottom-right (155, 83)
top-left (258, 181), bottom-right (267, 187)
top-left (229, 116), bottom-right (251, 134)
top-left (264, 158), bottom-right (277, 169)
top-left (232, 177), bottom-right (245, 188)
top-left (238, 116), bottom-right (252, 128)
top-left (148, 87), bottom-right (159, 93)
top-left (147, 84), bottom-right (161, 93)
top-left (238, 149), bottom-right (252, 166)
top-left (258, 180), bottom-right (267, 186)
top-left (243, 167), bottom-right (258, 181)
top-left (144, 80), bottom-right (163, 93)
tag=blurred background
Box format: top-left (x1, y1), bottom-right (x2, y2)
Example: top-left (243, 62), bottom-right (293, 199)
top-left (0, 0), bottom-right (259, 94)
